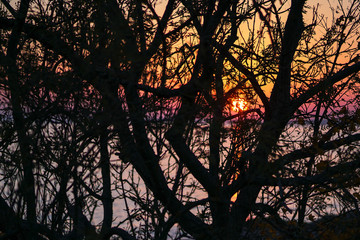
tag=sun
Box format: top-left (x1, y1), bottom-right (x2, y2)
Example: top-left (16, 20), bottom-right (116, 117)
top-left (232, 98), bottom-right (248, 112)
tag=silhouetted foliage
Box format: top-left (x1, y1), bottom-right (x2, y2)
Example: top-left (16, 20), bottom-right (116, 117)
top-left (1, 0), bottom-right (360, 239)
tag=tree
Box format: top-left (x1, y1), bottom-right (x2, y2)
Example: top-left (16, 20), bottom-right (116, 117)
top-left (0, 0), bottom-right (360, 239)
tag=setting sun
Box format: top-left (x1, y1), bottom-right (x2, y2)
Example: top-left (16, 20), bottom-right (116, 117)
top-left (232, 98), bottom-right (248, 112)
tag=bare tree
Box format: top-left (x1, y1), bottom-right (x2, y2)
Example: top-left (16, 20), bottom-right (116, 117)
top-left (1, 0), bottom-right (360, 239)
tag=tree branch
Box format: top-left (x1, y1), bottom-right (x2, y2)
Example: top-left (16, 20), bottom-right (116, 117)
top-left (292, 62), bottom-right (360, 109)
top-left (270, 0), bottom-right (306, 109)
top-left (0, 0), bottom-right (17, 17)
top-left (262, 154), bottom-right (360, 187)
top-left (276, 133), bottom-right (360, 167)
top-left (214, 42), bottom-right (270, 112)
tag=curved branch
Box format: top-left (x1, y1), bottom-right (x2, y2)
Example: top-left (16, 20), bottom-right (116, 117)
top-left (262, 154), bottom-right (360, 187)
top-left (292, 62), bottom-right (360, 110)
top-left (276, 133), bottom-right (360, 167)
top-left (214, 42), bottom-right (270, 112)
top-left (0, 16), bottom-right (89, 76)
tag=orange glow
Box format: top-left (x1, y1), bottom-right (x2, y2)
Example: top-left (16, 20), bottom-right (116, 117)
top-left (231, 192), bottom-right (238, 202)
top-left (232, 98), bottom-right (248, 112)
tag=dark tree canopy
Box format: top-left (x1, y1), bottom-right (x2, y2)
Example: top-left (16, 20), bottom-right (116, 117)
top-left (1, 0), bottom-right (360, 239)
